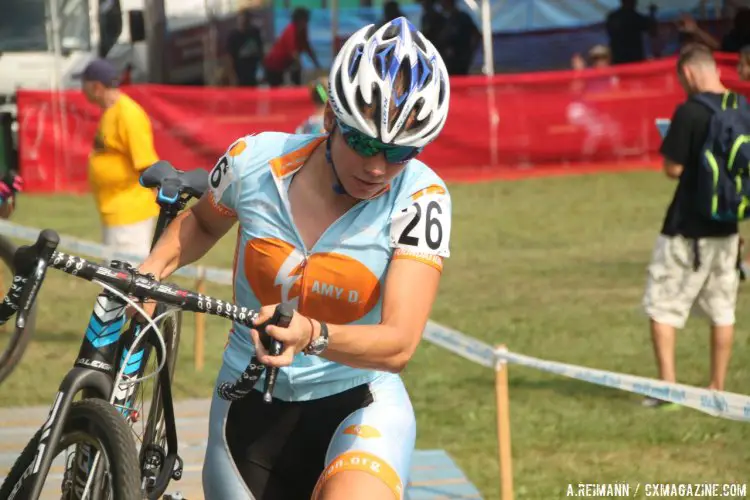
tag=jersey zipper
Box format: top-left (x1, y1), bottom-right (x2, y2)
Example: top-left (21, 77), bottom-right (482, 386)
top-left (296, 257), bottom-right (308, 314)
top-left (277, 175), bottom-right (364, 310)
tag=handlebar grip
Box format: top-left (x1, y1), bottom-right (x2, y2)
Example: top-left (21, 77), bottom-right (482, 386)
top-left (262, 304), bottom-right (294, 403)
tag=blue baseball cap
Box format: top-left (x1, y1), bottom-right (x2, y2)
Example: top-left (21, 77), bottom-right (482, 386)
top-left (73, 59), bottom-right (120, 87)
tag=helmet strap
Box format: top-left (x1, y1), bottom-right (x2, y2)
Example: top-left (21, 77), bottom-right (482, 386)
top-left (326, 128), bottom-right (349, 196)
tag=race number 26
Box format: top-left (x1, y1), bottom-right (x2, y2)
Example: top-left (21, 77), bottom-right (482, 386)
top-left (398, 200), bottom-right (443, 250)
top-left (391, 193), bottom-right (450, 256)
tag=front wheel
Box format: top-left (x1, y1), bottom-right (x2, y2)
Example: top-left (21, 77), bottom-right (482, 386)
top-left (0, 398), bottom-right (140, 500)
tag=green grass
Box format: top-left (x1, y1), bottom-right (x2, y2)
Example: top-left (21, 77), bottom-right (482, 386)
top-left (3, 171), bottom-right (750, 499)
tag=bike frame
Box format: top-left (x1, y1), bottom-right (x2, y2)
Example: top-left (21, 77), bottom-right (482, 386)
top-left (25, 190), bottom-right (189, 500)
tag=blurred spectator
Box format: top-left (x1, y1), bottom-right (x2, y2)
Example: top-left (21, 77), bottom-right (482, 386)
top-left (738, 45), bottom-right (750, 277)
top-left (721, 7), bottom-right (750, 52)
top-left (419, 0), bottom-right (444, 49)
top-left (120, 63), bottom-right (133, 85)
top-left (676, 13), bottom-right (719, 50)
top-left (605, 0), bottom-right (658, 65)
top-left (568, 45), bottom-right (623, 160)
top-left (227, 9), bottom-right (264, 87)
top-left (295, 77), bottom-right (328, 135)
top-left (436, 0), bottom-right (480, 75)
top-left (642, 44), bottom-right (739, 406)
top-left (75, 59), bottom-right (159, 258)
top-left (378, 0), bottom-right (405, 28)
top-left (587, 44), bottom-right (612, 68)
top-left (0, 171), bottom-right (22, 220)
top-left (737, 45), bottom-right (750, 80)
top-left (571, 45), bottom-right (617, 85)
top-left (263, 8), bottom-right (320, 87)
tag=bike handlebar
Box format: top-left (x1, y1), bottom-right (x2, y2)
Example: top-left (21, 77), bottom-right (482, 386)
top-left (0, 229), bottom-right (291, 403)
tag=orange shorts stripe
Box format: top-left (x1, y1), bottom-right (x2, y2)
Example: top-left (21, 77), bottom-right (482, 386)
top-left (311, 451), bottom-right (403, 500)
top-left (392, 248), bottom-right (443, 272)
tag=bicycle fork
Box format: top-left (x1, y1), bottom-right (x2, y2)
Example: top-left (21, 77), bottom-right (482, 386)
top-left (116, 306), bottom-right (182, 498)
top-left (18, 289), bottom-right (122, 500)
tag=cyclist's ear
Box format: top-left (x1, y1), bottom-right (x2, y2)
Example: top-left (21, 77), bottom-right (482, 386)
top-left (323, 104), bottom-right (336, 133)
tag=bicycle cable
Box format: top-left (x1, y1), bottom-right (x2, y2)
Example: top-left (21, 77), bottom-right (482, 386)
top-left (95, 280), bottom-right (172, 398)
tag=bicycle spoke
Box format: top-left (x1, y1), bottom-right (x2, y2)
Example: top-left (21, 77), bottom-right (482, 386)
top-left (80, 451), bottom-right (101, 500)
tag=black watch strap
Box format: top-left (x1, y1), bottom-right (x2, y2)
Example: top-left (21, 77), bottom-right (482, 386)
top-left (319, 321), bottom-right (329, 340)
top-left (304, 321), bottom-right (329, 355)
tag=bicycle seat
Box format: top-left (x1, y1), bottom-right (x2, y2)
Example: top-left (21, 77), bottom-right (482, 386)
top-left (140, 161), bottom-right (208, 204)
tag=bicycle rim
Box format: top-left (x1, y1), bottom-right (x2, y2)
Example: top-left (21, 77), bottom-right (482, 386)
top-left (0, 399), bottom-right (140, 500)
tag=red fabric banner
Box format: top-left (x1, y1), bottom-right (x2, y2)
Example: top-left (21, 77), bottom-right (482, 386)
top-left (16, 53), bottom-right (750, 193)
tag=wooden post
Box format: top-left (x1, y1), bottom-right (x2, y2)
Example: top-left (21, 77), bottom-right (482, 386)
top-left (495, 344), bottom-right (514, 500)
top-left (194, 267), bottom-right (206, 372)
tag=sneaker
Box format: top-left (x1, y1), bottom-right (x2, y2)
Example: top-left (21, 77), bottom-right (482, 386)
top-left (641, 396), bottom-right (681, 410)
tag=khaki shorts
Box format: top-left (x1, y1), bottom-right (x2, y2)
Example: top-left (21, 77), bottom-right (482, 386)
top-left (642, 234), bottom-right (740, 328)
top-left (102, 217), bottom-right (156, 265)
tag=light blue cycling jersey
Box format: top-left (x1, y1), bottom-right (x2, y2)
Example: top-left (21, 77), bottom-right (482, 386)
top-left (207, 131), bottom-right (452, 402)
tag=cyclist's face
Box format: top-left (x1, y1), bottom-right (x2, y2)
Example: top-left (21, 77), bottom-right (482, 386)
top-left (324, 107), bottom-right (409, 199)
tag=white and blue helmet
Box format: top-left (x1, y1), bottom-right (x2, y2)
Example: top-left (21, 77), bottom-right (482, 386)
top-left (328, 17), bottom-right (450, 148)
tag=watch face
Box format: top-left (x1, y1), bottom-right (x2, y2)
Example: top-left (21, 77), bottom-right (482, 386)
top-left (311, 337), bottom-right (328, 353)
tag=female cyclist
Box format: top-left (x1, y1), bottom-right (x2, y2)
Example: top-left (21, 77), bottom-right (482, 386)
top-left (139, 17), bottom-right (451, 500)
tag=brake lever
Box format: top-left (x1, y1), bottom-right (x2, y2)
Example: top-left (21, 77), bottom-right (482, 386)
top-left (15, 230), bottom-right (59, 328)
top-left (255, 304), bottom-right (294, 403)
top-left (16, 258), bottom-right (44, 329)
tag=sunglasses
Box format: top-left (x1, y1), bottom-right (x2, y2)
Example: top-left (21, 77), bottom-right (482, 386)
top-left (337, 120), bottom-right (422, 164)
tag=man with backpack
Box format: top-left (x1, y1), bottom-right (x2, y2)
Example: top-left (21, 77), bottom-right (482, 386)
top-left (642, 44), bottom-right (744, 407)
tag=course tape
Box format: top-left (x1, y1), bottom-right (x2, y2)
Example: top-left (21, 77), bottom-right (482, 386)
top-left (497, 350), bottom-right (750, 422)
top-left (2, 221), bottom-right (750, 421)
top-left (0, 220), bottom-right (233, 285)
top-left (421, 321), bottom-right (497, 369)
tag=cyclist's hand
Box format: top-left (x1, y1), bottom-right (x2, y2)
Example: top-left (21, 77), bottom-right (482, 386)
top-left (249, 304), bottom-right (313, 367)
top-left (125, 264), bottom-right (161, 319)
top-left (126, 299), bottom-right (157, 320)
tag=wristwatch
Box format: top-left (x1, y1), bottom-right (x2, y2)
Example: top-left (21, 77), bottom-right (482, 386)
top-left (304, 321), bottom-right (329, 355)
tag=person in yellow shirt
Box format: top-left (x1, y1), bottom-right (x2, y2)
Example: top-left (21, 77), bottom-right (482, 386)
top-left (75, 59), bottom-right (159, 258)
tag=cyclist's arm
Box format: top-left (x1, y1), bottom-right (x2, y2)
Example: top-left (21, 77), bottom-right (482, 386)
top-left (320, 187), bottom-right (452, 372)
top-left (139, 137), bottom-right (249, 278)
top-left (262, 187), bottom-right (452, 373)
top-left (139, 196), bottom-right (235, 279)
top-left (318, 258), bottom-right (441, 373)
